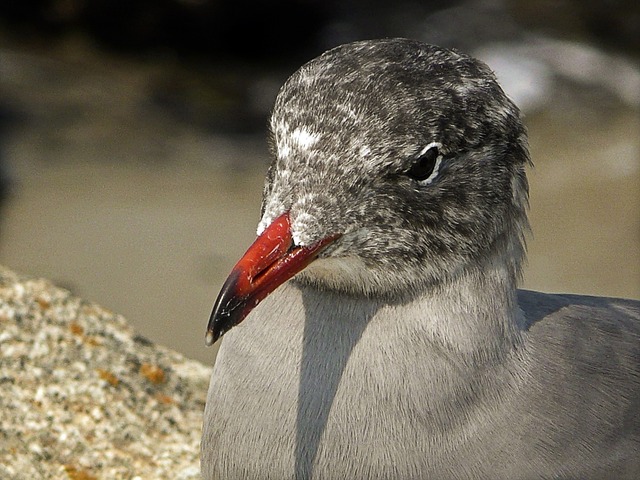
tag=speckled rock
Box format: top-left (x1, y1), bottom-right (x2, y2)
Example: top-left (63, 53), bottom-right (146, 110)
top-left (0, 265), bottom-right (211, 479)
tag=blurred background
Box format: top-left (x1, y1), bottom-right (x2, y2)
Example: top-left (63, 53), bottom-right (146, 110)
top-left (0, 0), bottom-right (638, 364)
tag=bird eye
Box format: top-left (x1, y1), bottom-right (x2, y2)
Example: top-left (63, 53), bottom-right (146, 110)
top-left (406, 143), bottom-right (442, 184)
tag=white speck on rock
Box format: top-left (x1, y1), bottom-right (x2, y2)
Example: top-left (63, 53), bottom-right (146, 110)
top-left (28, 442), bottom-right (43, 455)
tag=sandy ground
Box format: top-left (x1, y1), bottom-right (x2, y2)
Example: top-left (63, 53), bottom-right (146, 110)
top-left (1, 44), bottom-right (638, 365)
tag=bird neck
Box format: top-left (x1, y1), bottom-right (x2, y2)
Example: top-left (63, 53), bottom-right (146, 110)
top-left (294, 249), bottom-right (524, 369)
top-left (413, 253), bottom-right (524, 366)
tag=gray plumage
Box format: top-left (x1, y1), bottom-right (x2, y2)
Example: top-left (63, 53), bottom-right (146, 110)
top-left (202, 38), bottom-right (640, 479)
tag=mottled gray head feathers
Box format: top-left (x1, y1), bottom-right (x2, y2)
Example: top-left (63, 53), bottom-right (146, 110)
top-left (259, 38), bottom-right (531, 300)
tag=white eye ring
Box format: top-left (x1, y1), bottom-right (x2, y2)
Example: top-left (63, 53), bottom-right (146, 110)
top-left (408, 142), bottom-right (443, 185)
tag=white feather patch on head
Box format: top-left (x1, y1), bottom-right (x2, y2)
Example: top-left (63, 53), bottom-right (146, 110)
top-left (273, 120), bottom-right (320, 160)
top-left (272, 119), bottom-right (291, 159)
top-left (291, 127), bottom-right (319, 150)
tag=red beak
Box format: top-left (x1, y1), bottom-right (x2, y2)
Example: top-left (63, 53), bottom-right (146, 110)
top-left (205, 212), bottom-right (340, 345)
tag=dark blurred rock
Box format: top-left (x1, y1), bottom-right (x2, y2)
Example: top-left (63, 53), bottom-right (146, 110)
top-left (1, 0), bottom-right (637, 61)
top-left (0, 102), bottom-right (16, 221)
top-left (1, 0), bottom-right (637, 136)
top-left (510, 0), bottom-right (640, 56)
top-left (0, 0), bottom-right (336, 62)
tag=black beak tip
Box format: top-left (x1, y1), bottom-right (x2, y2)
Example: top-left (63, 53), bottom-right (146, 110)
top-left (204, 271), bottom-right (244, 346)
top-left (205, 301), bottom-right (246, 346)
top-left (204, 310), bottom-right (229, 346)
top-left (205, 329), bottom-right (216, 346)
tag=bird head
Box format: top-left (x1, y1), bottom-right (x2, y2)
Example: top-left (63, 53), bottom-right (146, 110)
top-left (206, 38), bottom-right (531, 345)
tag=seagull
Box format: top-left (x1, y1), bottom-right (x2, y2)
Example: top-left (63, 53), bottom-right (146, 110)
top-left (201, 38), bottom-right (640, 479)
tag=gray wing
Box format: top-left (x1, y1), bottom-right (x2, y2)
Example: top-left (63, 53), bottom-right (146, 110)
top-left (513, 289), bottom-right (640, 478)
